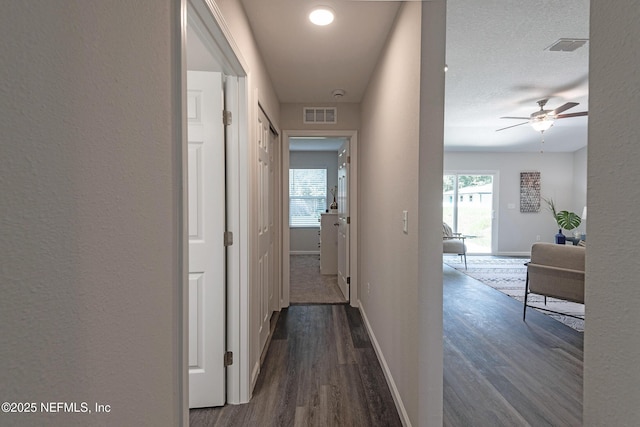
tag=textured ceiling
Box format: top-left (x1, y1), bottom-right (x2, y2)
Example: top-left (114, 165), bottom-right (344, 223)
top-left (239, 0), bottom-right (590, 152)
top-left (444, 0), bottom-right (590, 152)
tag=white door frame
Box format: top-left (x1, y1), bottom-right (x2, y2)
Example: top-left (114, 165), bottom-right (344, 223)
top-left (282, 130), bottom-right (359, 308)
top-left (181, 0), bottom-right (252, 416)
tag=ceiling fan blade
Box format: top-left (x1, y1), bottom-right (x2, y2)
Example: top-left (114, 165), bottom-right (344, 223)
top-left (553, 102), bottom-right (579, 115)
top-left (500, 116), bottom-right (530, 120)
top-left (556, 111), bottom-right (588, 119)
top-left (496, 122), bottom-right (529, 132)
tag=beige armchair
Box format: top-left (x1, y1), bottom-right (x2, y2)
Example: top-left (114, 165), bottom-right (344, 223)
top-left (443, 222), bottom-right (467, 269)
top-left (523, 242), bottom-right (585, 321)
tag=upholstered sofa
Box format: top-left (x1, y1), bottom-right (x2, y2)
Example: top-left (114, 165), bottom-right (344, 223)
top-left (523, 242), bottom-right (585, 320)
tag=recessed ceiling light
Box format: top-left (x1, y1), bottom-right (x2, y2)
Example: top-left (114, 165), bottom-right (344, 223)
top-left (309, 7), bottom-right (335, 26)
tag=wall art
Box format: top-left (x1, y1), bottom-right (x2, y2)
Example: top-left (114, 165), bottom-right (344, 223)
top-left (520, 171), bottom-right (541, 213)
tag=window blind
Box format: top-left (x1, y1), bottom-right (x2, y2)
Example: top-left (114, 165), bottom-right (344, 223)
top-left (289, 168), bottom-right (327, 227)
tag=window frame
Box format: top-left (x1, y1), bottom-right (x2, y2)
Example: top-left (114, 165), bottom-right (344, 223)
top-left (289, 168), bottom-right (327, 228)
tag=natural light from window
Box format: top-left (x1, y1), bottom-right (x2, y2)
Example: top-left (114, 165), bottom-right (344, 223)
top-left (289, 168), bottom-right (327, 227)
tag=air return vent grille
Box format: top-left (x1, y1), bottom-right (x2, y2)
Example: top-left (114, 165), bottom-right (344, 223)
top-left (303, 107), bottom-right (337, 124)
top-left (545, 38), bottom-right (588, 52)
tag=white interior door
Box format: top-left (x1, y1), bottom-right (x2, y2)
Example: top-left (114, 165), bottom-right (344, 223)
top-left (188, 71), bottom-right (226, 408)
top-left (257, 108), bottom-right (274, 353)
top-left (337, 141), bottom-right (350, 300)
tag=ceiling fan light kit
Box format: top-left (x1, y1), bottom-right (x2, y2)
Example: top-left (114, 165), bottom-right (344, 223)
top-left (530, 117), bottom-right (554, 132)
top-left (496, 99), bottom-right (588, 134)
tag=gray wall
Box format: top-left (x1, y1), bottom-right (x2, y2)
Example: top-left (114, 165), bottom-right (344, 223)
top-left (0, 2), bottom-right (182, 425)
top-left (444, 150), bottom-right (588, 254)
top-left (289, 151), bottom-right (339, 253)
top-left (584, 0), bottom-right (640, 423)
top-left (359, 2), bottom-right (446, 424)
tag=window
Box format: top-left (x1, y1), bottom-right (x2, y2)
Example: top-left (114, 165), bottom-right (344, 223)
top-left (443, 173), bottom-right (495, 253)
top-left (289, 168), bottom-right (327, 227)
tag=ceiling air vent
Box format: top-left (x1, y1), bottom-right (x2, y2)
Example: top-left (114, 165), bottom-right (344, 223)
top-left (303, 107), bottom-right (337, 124)
top-left (545, 38), bottom-right (588, 52)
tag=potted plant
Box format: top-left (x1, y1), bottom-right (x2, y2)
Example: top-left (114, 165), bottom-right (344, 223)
top-left (543, 197), bottom-right (582, 244)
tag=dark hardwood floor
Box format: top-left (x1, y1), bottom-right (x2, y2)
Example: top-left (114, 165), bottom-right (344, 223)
top-left (443, 264), bottom-right (583, 426)
top-left (191, 265), bottom-right (583, 426)
top-left (190, 304), bottom-right (402, 427)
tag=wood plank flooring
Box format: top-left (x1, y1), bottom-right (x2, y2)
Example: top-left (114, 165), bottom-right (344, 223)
top-left (190, 304), bottom-right (402, 427)
top-left (191, 264), bottom-right (583, 426)
top-left (443, 264), bottom-right (583, 426)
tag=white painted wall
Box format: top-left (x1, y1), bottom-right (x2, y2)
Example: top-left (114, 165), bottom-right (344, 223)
top-left (0, 2), bottom-right (183, 426)
top-left (572, 146), bottom-right (588, 224)
top-left (444, 151), bottom-right (585, 253)
top-left (289, 151), bottom-right (339, 253)
top-left (584, 0), bottom-right (640, 424)
top-left (418, 2), bottom-right (447, 425)
top-left (359, 3), bottom-right (423, 424)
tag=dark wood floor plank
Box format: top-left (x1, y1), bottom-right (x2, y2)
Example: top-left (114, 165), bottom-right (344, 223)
top-left (332, 305), bottom-right (357, 365)
top-left (344, 305), bottom-right (373, 349)
top-left (443, 264), bottom-right (583, 426)
top-left (192, 262), bottom-right (582, 427)
top-left (190, 304), bottom-right (401, 426)
top-left (354, 348), bottom-right (403, 427)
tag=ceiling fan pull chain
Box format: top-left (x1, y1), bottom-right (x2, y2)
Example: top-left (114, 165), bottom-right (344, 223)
top-left (540, 132), bottom-right (545, 153)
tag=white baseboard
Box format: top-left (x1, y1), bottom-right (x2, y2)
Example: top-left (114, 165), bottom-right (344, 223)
top-left (250, 361), bottom-right (260, 395)
top-left (495, 251), bottom-right (531, 257)
top-left (289, 250), bottom-right (320, 255)
top-left (358, 301), bottom-right (412, 427)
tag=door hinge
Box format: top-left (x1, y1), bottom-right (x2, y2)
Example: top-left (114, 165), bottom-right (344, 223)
top-left (347, 277), bottom-right (351, 284)
top-left (223, 110), bottom-right (232, 126)
top-left (224, 351), bottom-right (233, 367)
top-left (347, 156), bottom-right (351, 164)
top-left (224, 231), bottom-right (233, 247)
top-left (346, 216), bottom-right (351, 224)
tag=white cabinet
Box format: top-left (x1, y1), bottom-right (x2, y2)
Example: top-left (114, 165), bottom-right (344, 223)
top-left (320, 213), bottom-right (338, 275)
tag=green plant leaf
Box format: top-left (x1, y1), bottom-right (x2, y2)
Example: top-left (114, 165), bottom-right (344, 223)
top-left (556, 211), bottom-right (581, 231)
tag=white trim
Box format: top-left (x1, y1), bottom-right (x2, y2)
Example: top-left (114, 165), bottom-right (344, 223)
top-left (176, 0), bottom-right (188, 424)
top-left (282, 137), bottom-right (291, 307)
top-left (290, 250), bottom-right (320, 255)
top-left (184, 0), bottom-right (252, 408)
top-left (282, 130), bottom-right (359, 308)
top-left (359, 302), bottom-right (412, 427)
top-left (496, 251), bottom-right (531, 257)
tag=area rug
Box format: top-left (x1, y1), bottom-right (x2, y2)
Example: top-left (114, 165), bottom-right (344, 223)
top-left (444, 255), bottom-right (584, 332)
top-left (290, 255), bottom-right (347, 304)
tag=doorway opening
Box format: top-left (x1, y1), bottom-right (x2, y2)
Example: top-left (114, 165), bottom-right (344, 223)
top-left (288, 139), bottom-right (347, 304)
top-left (443, 172), bottom-right (497, 254)
top-left (184, 0), bottom-right (251, 409)
top-left (282, 131), bottom-right (359, 308)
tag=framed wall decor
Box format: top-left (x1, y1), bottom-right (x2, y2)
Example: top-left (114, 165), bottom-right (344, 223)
top-left (520, 171), bottom-right (541, 213)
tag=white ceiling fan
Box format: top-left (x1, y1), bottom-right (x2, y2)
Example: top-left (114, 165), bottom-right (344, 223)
top-left (496, 99), bottom-right (588, 133)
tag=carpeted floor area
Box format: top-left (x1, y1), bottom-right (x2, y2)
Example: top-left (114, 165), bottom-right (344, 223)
top-left (290, 255), bottom-right (347, 304)
top-left (444, 255), bottom-right (585, 332)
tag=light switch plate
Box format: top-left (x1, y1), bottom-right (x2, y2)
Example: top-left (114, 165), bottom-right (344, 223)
top-left (402, 210), bottom-right (408, 234)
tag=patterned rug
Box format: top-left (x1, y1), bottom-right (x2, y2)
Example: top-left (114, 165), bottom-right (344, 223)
top-left (444, 255), bottom-right (584, 332)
